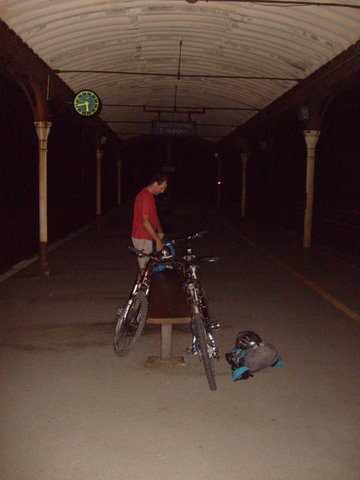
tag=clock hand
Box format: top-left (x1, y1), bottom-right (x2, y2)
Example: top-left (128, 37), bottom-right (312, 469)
top-left (76, 101), bottom-right (90, 112)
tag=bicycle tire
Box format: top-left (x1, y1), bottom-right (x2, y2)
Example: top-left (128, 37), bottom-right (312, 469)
top-left (114, 290), bottom-right (148, 356)
top-left (194, 313), bottom-right (217, 391)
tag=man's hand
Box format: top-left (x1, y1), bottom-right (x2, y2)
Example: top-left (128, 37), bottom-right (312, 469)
top-left (155, 237), bottom-right (163, 252)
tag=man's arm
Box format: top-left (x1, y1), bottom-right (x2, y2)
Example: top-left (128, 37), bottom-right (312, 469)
top-left (142, 213), bottom-right (163, 251)
top-left (156, 215), bottom-right (165, 239)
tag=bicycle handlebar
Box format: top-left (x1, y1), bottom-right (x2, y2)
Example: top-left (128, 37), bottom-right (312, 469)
top-left (128, 231), bottom-right (218, 265)
top-left (128, 245), bottom-right (218, 265)
top-left (128, 231), bottom-right (207, 256)
top-left (164, 230), bottom-right (207, 244)
top-left (185, 230), bottom-right (207, 241)
top-left (127, 246), bottom-right (160, 260)
top-left (199, 256), bottom-right (219, 263)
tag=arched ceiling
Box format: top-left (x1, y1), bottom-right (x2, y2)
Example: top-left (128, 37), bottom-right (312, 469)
top-left (1, 0), bottom-right (360, 143)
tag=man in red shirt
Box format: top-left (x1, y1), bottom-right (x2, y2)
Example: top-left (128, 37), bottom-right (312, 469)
top-left (131, 173), bottom-right (168, 270)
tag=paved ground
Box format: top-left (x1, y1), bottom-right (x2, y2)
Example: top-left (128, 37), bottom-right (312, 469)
top-left (1, 205), bottom-right (359, 480)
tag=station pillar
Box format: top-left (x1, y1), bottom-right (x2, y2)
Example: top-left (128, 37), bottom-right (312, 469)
top-left (303, 130), bottom-right (320, 249)
top-left (215, 152), bottom-right (222, 208)
top-left (96, 148), bottom-right (103, 216)
top-left (241, 152), bottom-right (249, 219)
top-left (116, 158), bottom-right (122, 205)
top-left (34, 121), bottom-right (52, 274)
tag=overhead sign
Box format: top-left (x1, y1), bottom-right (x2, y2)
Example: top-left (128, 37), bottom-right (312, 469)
top-left (152, 120), bottom-right (197, 137)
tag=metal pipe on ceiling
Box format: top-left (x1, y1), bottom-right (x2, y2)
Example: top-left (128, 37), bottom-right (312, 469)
top-left (55, 70), bottom-right (300, 82)
top-left (102, 104), bottom-right (260, 111)
top-left (104, 120), bottom-right (241, 127)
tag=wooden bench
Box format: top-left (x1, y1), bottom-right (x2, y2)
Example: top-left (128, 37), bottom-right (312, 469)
top-left (145, 269), bottom-right (191, 367)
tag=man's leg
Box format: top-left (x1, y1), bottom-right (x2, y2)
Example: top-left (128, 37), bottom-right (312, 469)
top-left (131, 238), bottom-right (153, 270)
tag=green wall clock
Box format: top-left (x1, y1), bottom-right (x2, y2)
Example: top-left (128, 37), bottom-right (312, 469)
top-left (73, 90), bottom-right (101, 116)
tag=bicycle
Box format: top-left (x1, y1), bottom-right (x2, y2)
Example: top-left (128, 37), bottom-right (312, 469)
top-left (114, 232), bottom-right (221, 391)
top-left (173, 232), bottom-right (221, 391)
top-left (113, 248), bottom-right (157, 356)
top-left (113, 241), bottom-right (175, 356)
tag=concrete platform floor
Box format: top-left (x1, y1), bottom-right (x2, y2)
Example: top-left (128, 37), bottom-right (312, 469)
top-left (0, 205), bottom-right (359, 480)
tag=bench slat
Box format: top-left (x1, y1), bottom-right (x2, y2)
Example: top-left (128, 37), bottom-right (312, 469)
top-left (147, 316), bottom-right (191, 325)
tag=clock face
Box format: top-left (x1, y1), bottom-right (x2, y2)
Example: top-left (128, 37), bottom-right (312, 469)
top-left (73, 90), bottom-right (101, 116)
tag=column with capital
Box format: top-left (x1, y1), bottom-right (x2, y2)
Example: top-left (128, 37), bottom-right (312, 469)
top-left (241, 152), bottom-right (249, 219)
top-left (116, 158), bottom-right (122, 205)
top-left (96, 148), bottom-right (103, 216)
top-left (34, 121), bottom-right (52, 274)
top-left (303, 130), bottom-right (321, 249)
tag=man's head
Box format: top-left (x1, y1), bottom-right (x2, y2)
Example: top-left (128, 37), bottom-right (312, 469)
top-left (148, 173), bottom-right (168, 195)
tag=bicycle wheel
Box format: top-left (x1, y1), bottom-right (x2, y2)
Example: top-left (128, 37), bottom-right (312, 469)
top-left (194, 314), bottom-right (217, 391)
top-left (114, 290), bottom-right (148, 356)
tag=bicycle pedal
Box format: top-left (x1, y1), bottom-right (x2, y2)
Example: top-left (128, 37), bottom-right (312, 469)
top-left (209, 321), bottom-right (221, 331)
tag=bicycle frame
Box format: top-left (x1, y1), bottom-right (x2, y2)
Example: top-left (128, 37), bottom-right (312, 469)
top-left (121, 254), bottom-right (156, 319)
top-left (179, 248), bottom-right (220, 360)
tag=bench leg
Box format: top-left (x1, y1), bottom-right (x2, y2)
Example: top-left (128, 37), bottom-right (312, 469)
top-left (160, 324), bottom-right (172, 360)
top-left (144, 323), bottom-right (186, 368)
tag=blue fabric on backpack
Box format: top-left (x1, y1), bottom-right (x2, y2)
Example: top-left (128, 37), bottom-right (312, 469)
top-left (272, 358), bottom-right (283, 368)
top-left (152, 264), bottom-right (166, 273)
top-left (152, 243), bottom-right (175, 273)
top-left (232, 365), bottom-right (251, 381)
top-left (226, 344), bottom-right (283, 381)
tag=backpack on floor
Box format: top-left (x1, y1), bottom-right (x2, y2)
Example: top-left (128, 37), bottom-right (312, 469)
top-left (225, 330), bottom-right (283, 381)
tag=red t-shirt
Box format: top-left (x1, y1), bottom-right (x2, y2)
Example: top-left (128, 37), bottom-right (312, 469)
top-left (131, 188), bottom-right (158, 240)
